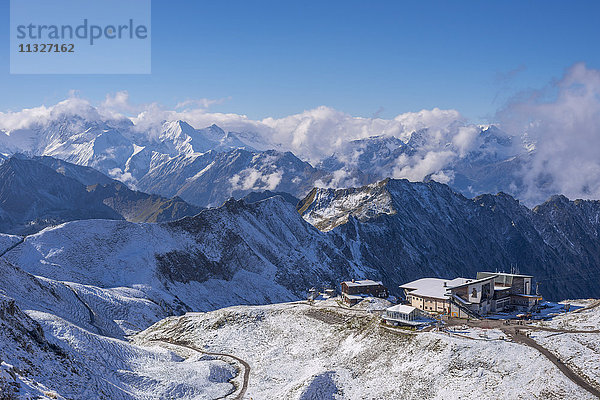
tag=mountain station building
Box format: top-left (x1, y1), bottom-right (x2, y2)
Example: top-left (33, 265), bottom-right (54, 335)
top-left (400, 272), bottom-right (542, 318)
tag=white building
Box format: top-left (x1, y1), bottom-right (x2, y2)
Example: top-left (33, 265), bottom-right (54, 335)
top-left (400, 277), bottom-right (470, 314)
top-left (446, 275), bottom-right (496, 318)
top-left (400, 272), bottom-right (543, 319)
top-left (383, 304), bottom-right (423, 326)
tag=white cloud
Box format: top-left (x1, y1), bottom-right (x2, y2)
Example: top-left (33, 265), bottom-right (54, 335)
top-left (498, 63), bottom-right (600, 203)
top-left (107, 167), bottom-right (137, 188)
top-left (430, 170), bottom-right (455, 184)
top-left (0, 91), bottom-right (473, 190)
top-left (229, 168), bottom-right (283, 191)
top-left (393, 108), bottom-right (463, 135)
top-left (392, 150), bottom-right (456, 182)
top-left (452, 126), bottom-right (480, 157)
top-left (0, 96), bottom-right (102, 131)
top-left (313, 168), bottom-right (362, 189)
top-left (175, 97), bottom-right (229, 110)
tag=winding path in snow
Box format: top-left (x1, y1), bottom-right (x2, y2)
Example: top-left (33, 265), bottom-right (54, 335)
top-left (151, 338), bottom-right (251, 400)
top-left (505, 328), bottom-right (600, 399)
top-left (454, 318), bottom-right (600, 398)
top-left (448, 318), bottom-right (600, 397)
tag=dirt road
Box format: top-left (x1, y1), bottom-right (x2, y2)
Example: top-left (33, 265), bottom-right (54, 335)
top-left (443, 316), bottom-right (600, 398)
top-left (505, 329), bottom-right (600, 399)
top-left (152, 338), bottom-right (250, 400)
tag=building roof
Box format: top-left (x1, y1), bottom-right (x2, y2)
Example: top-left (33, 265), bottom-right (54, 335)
top-left (399, 277), bottom-right (470, 300)
top-left (477, 271), bottom-right (533, 279)
top-left (386, 304), bottom-right (417, 314)
top-left (343, 279), bottom-right (384, 287)
top-left (447, 275), bottom-right (497, 290)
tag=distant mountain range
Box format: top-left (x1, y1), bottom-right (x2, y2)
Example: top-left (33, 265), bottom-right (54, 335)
top-left (0, 155), bottom-right (202, 234)
top-left (0, 109), bottom-right (597, 300)
top-left (0, 109), bottom-right (531, 206)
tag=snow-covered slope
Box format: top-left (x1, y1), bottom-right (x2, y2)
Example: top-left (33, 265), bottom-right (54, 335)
top-left (532, 302), bottom-right (600, 391)
top-left (0, 220), bottom-right (238, 399)
top-left (2, 196), bottom-right (370, 330)
top-left (135, 300), bottom-right (596, 400)
top-left (0, 233), bottom-right (23, 254)
top-left (0, 291), bottom-right (238, 400)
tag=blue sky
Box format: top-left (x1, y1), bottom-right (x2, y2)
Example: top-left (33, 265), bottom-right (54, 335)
top-left (1, 0), bottom-right (599, 122)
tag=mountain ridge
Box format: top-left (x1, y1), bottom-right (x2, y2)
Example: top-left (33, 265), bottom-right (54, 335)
top-left (0, 109), bottom-right (537, 207)
top-left (299, 178), bottom-right (600, 300)
top-left (0, 156), bottom-right (203, 234)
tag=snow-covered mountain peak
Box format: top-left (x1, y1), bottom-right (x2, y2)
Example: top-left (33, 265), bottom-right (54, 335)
top-left (199, 123), bottom-right (226, 140)
top-left (0, 101), bottom-right (569, 208)
top-left (159, 120), bottom-right (217, 155)
top-left (298, 177), bottom-right (477, 231)
top-left (298, 179), bottom-right (396, 231)
top-left (162, 120), bottom-right (196, 135)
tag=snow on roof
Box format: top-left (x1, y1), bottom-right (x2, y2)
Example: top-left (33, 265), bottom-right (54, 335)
top-left (386, 304), bottom-right (416, 314)
top-left (447, 275), bottom-right (497, 290)
top-left (399, 277), bottom-right (470, 300)
top-left (478, 271), bottom-right (533, 279)
top-left (343, 279), bottom-right (384, 287)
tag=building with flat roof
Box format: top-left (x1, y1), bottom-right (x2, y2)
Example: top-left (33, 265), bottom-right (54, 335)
top-left (341, 279), bottom-right (388, 305)
top-left (475, 272), bottom-right (541, 312)
top-left (400, 277), bottom-right (469, 314)
top-left (400, 271), bottom-right (543, 318)
top-left (383, 304), bottom-right (425, 326)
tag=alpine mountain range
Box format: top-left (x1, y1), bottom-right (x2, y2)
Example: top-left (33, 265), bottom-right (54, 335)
top-left (0, 104), bottom-right (598, 297)
top-left (0, 102), bottom-right (599, 397)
